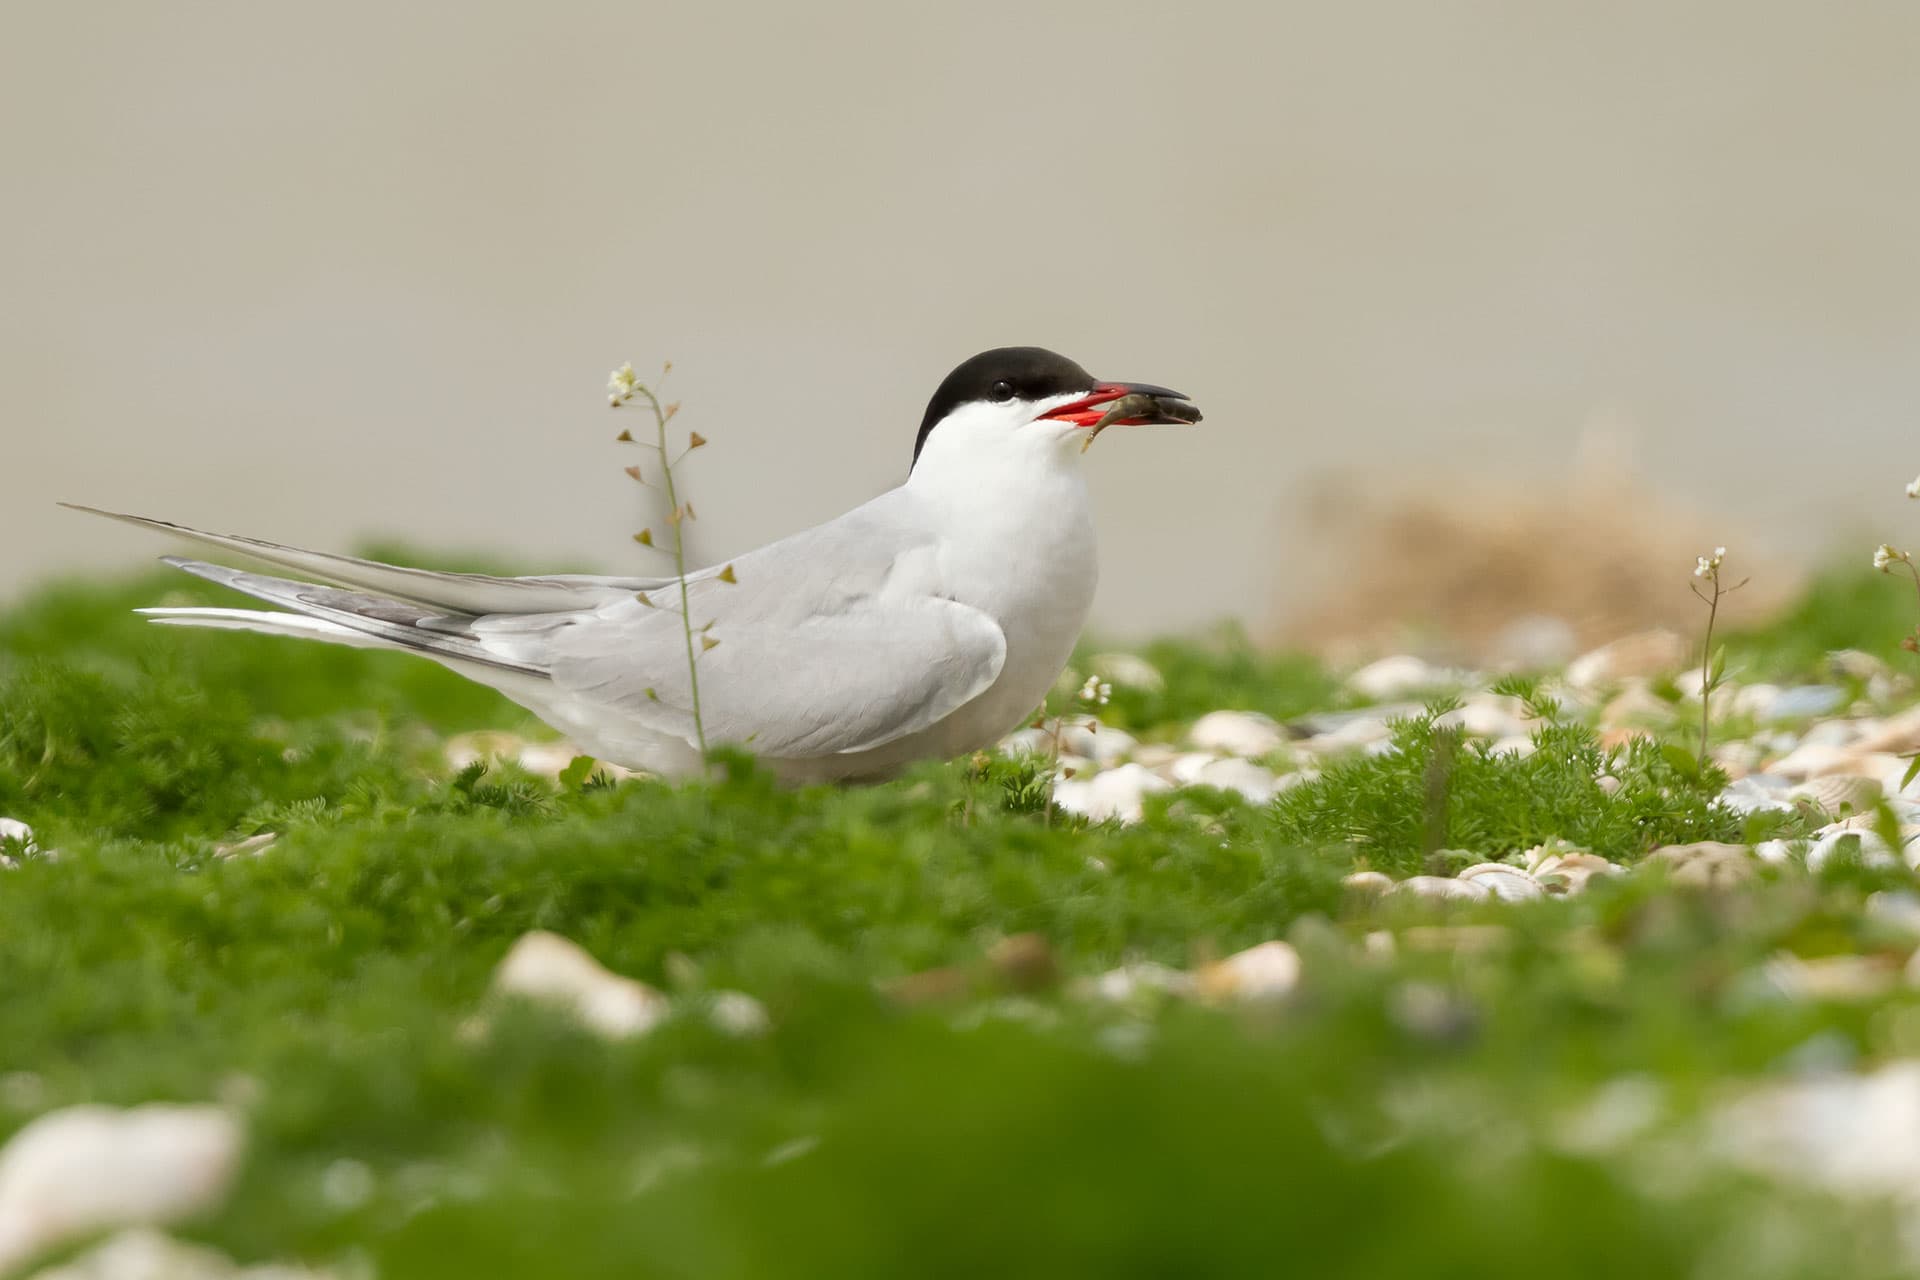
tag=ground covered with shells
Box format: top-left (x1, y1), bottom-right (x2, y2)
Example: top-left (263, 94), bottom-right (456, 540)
top-left (7, 566), bottom-right (1920, 1276)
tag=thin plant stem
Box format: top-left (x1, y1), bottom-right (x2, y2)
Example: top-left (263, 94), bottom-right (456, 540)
top-left (632, 384), bottom-right (708, 757)
top-left (1698, 584), bottom-right (1719, 764)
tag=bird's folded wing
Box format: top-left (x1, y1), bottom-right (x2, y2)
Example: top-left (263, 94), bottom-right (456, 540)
top-left (547, 596), bottom-right (1008, 759)
top-left (61, 505), bottom-right (676, 615)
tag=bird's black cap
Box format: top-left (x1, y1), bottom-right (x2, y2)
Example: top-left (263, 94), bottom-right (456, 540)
top-left (912, 347), bottom-right (1097, 466)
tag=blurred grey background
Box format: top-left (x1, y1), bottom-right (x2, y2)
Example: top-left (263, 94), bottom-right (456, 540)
top-left (4, 1), bottom-right (1916, 636)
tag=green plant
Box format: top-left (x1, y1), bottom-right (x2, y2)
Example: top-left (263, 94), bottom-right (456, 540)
top-left (608, 360), bottom-right (737, 759)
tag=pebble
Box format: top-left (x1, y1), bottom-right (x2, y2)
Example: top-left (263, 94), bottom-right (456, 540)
top-left (1197, 941), bottom-right (1301, 1002)
top-left (1051, 763), bottom-right (1172, 824)
top-left (486, 931), bottom-right (669, 1040)
top-left (1187, 710), bottom-right (1284, 758)
top-left (0, 1104), bottom-right (245, 1274)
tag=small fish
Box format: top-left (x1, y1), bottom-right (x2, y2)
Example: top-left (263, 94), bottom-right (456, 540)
top-left (1081, 393), bottom-right (1198, 452)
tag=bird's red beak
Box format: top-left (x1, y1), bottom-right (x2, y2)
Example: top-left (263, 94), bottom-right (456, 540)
top-left (1039, 381), bottom-right (1202, 427)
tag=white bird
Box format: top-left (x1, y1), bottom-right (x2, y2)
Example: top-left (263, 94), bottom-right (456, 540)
top-left (68, 347), bottom-right (1201, 782)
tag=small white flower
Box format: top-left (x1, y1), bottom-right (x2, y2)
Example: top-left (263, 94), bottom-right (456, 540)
top-left (607, 361), bottom-right (640, 404)
top-left (1906, 476), bottom-right (1920, 499)
top-left (1875, 544), bottom-right (1909, 573)
top-left (1693, 546), bottom-right (1726, 579)
top-left (1078, 675), bottom-right (1112, 707)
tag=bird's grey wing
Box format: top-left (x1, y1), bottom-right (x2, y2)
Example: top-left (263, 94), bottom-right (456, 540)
top-left (62, 504), bottom-right (675, 614)
top-left (541, 500), bottom-right (1007, 758)
top-left (547, 595), bottom-right (1007, 759)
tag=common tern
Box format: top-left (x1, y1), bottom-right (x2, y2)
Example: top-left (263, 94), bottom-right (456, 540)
top-left (68, 347), bottom-right (1201, 782)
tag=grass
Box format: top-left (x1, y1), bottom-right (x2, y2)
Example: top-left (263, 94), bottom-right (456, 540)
top-left (3, 564), bottom-right (1920, 1276)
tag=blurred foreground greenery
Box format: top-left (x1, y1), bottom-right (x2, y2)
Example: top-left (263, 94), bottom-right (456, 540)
top-left (2, 563), bottom-right (1919, 1277)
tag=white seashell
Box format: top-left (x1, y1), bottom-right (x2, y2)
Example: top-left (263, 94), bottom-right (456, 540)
top-left (1752, 839), bottom-right (1800, 865)
top-left (1401, 925), bottom-right (1509, 952)
top-left (212, 833), bottom-right (277, 862)
top-left (1718, 774), bottom-right (1797, 815)
top-left (1395, 875), bottom-right (1492, 902)
top-left (1524, 850), bottom-right (1621, 894)
top-left (1769, 742), bottom-right (1869, 782)
top-left (1187, 710), bottom-right (1284, 758)
top-left (1168, 752), bottom-right (1218, 785)
top-left (1710, 1060), bottom-right (1920, 1199)
top-left (1303, 715), bottom-right (1394, 755)
top-left (1089, 652), bottom-right (1165, 692)
top-left (1457, 863), bottom-right (1545, 901)
top-left (1051, 763), bottom-right (1171, 825)
top-left (1597, 683), bottom-right (1671, 731)
top-left (1566, 630), bottom-right (1687, 691)
top-left (1056, 720), bottom-right (1137, 766)
top-left (1198, 941), bottom-right (1301, 1001)
top-left (997, 727), bottom-right (1055, 757)
top-left (0, 1105), bottom-right (245, 1274)
top-left (1348, 655), bottom-right (1457, 701)
top-left (1190, 757), bottom-right (1279, 804)
top-left (1763, 953), bottom-right (1897, 1002)
top-left (1790, 775), bottom-right (1882, 816)
top-left (1867, 892), bottom-right (1920, 936)
top-left (1342, 871), bottom-right (1395, 895)
top-left (1730, 683), bottom-right (1783, 720)
top-left (707, 991), bottom-right (770, 1038)
top-left (1855, 704), bottom-right (1920, 755)
top-left (0, 818), bottom-right (35, 870)
top-left (1438, 695), bottom-right (1528, 741)
top-left (1083, 963), bottom-right (1198, 1003)
top-left (1796, 715), bottom-right (1861, 746)
top-left (1806, 828), bottom-right (1900, 873)
top-left (488, 931), bottom-right (668, 1040)
top-left (1644, 842), bottom-right (1754, 888)
top-left (1128, 743), bottom-right (1183, 772)
top-left (1490, 614), bottom-right (1576, 669)
top-left (26, 1228), bottom-right (335, 1280)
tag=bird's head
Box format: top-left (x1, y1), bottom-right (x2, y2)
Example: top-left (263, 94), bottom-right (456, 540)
top-left (909, 347), bottom-right (1201, 477)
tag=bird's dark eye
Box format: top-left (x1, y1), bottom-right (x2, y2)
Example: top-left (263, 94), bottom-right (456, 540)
top-left (989, 380), bottom-right (1015, 402)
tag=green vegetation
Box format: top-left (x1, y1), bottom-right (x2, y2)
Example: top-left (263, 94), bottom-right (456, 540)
top-left (2, 567), bottom-right (1919, 1277)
